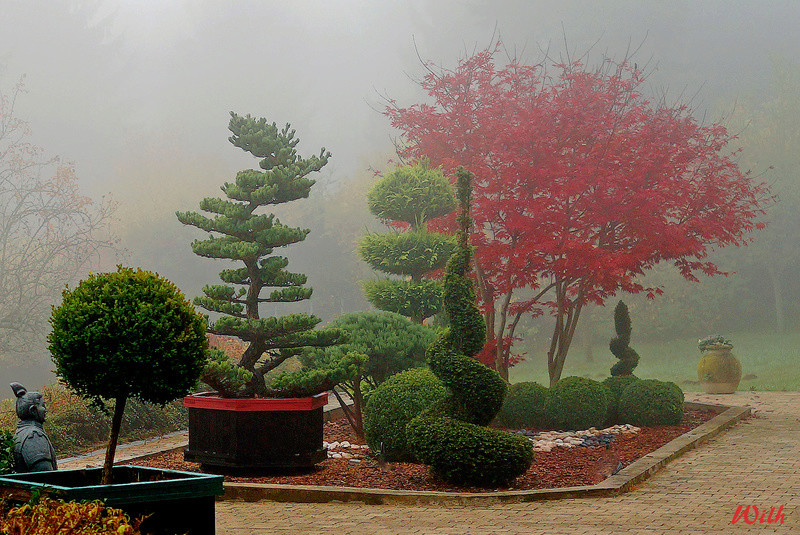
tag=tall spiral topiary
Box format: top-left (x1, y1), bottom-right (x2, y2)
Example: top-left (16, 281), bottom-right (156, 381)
top-left (609, 300), bottom-right (640, 376)
top-left (405, 168), bottom-right (533, 487)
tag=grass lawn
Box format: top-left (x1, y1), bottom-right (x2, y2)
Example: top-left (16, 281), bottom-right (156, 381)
top-left (509, 329), bottom-right (800, 391)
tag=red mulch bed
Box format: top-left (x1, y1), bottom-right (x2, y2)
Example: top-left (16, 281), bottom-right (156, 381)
top-left (132, 408), bottom-right (716, 492)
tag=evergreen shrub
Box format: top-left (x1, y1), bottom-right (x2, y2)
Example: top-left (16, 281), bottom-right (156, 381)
top-left (495, 382), bottom-right (549, 429)
top-left (618, 379), bottom-right (684, 426)
top-left (363, 367), bottom-right (446, 461)
top-left (545, 376), bottom-right (609, 430)
top-left (602, 375), bottom-right (640, 425)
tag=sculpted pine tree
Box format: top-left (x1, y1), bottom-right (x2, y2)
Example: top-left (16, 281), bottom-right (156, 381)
top-left (177, 113), bottom-right (341, 397)
top-left (359, 160), bottom-right (456, 323)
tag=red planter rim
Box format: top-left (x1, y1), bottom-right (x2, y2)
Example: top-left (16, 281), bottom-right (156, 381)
top-left (184, 392), bottom-right (328, 412)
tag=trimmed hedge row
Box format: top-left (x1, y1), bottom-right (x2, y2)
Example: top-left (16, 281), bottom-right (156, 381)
top-left (494, 376), bottom-right (685, 430)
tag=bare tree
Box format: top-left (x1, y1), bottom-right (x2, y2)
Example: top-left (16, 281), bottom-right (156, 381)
top-left (0, 80), bottom-right (118, 352)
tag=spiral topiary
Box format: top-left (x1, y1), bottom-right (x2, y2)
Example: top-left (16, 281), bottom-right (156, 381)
top-left (495, 382), bottom-right (549, 429)
top-left (363, 367), bottom-right (447, 461)
top-left (405, 168), bottom-right (533, 487)
top-left (609, 301), bottom-right (640, 376)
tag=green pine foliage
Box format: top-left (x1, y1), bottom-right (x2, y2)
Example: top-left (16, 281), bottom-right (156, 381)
top-left (177, 113), bottom-right (342, 397)
top-left (359, 160), bottom-right (456, 323)
top-left (405, 168), bottom-right (533, 487)
top-left (609, 301), bottom-right (640, 376)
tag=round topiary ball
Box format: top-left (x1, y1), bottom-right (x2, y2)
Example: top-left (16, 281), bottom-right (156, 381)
top-left (617, 379), bottom-right (684, 426)
top-left (495, 382), bottom-right (548, 429)
top-left (602, 375), bottom-right (640, 425)
top-left (49, 266), bottom-right (208, 407)
top-left (364, 367), bottom-right (447, 461)
top-left (545, 376), bottom-right (609, 430)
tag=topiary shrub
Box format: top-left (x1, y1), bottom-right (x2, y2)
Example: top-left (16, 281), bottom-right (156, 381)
top-left (602, 375), bottom-right (641, 425)
top-left (49, 266), bottom-right (208, 484)
top-left (495, 382), bottom-right (549, 429)
top-left (617, 379), bottom-right (684, 426)
top-left (609, 301), bottom-right (640, 376)
top-left (405, 169), bottom-right (533, 486)
top-left (363, 367), bottom-right (446, 461)
top-left (545, 376), bottom-right (609, 430)
top-left (406, 416), bottom-right (535, 487)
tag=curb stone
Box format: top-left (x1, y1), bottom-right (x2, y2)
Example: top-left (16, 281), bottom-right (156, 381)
top-left (219, 401), bottom-right (750, 505)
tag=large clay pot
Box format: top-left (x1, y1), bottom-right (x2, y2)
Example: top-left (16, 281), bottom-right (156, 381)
top-left (697, 348), bottom-right (742, 394)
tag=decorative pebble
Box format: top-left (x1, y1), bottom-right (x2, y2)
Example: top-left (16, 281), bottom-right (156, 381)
top-left (514, 423), bottom-right (640, 450)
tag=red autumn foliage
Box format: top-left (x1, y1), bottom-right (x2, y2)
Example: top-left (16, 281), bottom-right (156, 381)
top-left (386, 47), bottom-right (769, 383)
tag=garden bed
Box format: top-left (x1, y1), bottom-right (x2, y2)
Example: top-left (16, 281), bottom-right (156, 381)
top-left (131, 407), bottom-right (716, 493)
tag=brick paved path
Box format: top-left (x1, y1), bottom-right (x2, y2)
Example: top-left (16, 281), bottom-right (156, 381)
top-left (216, 392), bottom-right (798, 534)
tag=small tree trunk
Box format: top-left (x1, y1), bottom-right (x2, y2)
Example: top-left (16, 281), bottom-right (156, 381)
top-left (102, 394), bottom-right (127, 485)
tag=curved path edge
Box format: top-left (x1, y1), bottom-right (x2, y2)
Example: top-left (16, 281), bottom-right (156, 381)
top-left (221, 400), bottom-right (750, 505)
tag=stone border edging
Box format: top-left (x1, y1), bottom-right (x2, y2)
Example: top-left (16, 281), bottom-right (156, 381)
top-left (220, 401), bottom-right (750, 505)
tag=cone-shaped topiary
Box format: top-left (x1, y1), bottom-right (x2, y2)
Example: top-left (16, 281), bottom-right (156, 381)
top-left (177, 113), bottom-right (343, 397)
top-left (359, 160), bottom-right (457, 323)
top-left (609, 301), bottom-right (640, 376)
top-left (405, 168), bottom-right (533, 487)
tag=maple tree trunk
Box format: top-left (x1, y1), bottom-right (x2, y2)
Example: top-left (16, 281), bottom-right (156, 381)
top-left (547, 280), bottom-right (584, 387)
top-left (102, 394), bottom-right (127, 485)
top-left (494, 291), bottom-right (513, 381)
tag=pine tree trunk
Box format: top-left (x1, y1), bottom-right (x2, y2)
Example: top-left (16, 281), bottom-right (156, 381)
top-left (102, 394), bottom-right (127, 485)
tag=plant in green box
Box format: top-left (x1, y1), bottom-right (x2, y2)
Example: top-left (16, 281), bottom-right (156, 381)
top-left (48, 266), bottom-right (208, 484)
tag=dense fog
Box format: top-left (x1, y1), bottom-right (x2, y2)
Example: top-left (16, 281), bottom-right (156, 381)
top-left (1, 0), bottom-right (798, 391)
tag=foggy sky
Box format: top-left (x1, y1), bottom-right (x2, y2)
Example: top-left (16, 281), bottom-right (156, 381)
top-left (1, 0), bottom-right (798, 368)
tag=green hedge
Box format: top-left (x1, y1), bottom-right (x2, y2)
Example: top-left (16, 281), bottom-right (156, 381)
top-left (364, 368), bottom-right (447, 461)
top-left (495, 382), bottom-right (549, 429)
top-left (602, 375), bottom-right (640, 425)
top-left (545, 376), bottom-right (609, 430)
top-left (618, 379), bottom-right (684, 426)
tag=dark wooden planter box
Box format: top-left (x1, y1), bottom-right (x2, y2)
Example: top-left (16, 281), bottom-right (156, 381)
top-left (184, 392), bottom-right (328, 469)
top-left (0, 465), bottom-right (224, 535)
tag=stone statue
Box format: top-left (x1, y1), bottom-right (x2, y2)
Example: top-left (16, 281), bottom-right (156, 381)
top-left (10, 382), bottom-right (57, 472)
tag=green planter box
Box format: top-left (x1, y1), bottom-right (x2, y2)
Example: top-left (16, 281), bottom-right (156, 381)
top-left (0, 465), bottom-right (224, 535)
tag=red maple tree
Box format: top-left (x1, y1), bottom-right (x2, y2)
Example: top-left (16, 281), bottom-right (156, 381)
top-left (386, 48), bottom-right (769, 384)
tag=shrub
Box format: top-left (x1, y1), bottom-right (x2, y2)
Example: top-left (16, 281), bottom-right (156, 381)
top-left (406, 414), bottom-right (534, 487)
top-left (0, 429), bottom-right (14, 475)
top-left (0, 497), bottom-right (141, 534)
top-left (618, 379), bottom-right (685, 426)
top-left (602, 375), bottom-right (641, 425)
top-left (609, 300), bottom-right (640, 376)
top-left (49, 266), bottom-right (207, 483)
top-left (495, 382), bottom-right (548, 429)
top-left (364, 368), bottom-right (446, 461)
top-left (545, 376), bottom-right (609, 430)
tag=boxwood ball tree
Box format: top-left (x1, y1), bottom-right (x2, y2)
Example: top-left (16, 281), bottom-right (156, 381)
top-left (48, 266), bottom-right (208, 484)
top-left (177, 113), bottom-right (341, 397)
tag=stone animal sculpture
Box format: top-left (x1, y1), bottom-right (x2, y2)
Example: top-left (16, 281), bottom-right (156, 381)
top-left (10, 382), bottom-right (57, 472)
